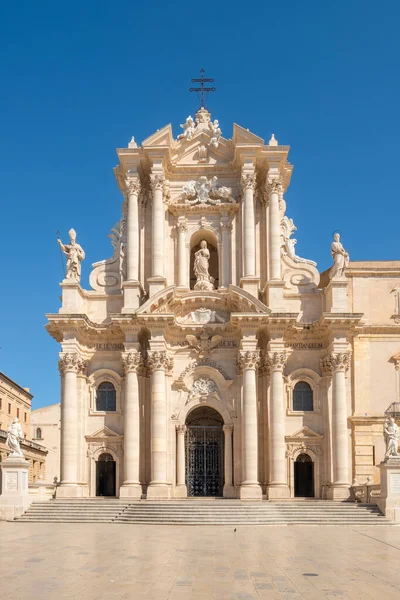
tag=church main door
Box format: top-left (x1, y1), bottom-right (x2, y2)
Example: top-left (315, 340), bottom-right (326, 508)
top-left (294, 453), bottom-right (314, 497)
top-left (96, 453), bottom-right (116, 497)
top-left (185, 407), bottom-right (224, 497)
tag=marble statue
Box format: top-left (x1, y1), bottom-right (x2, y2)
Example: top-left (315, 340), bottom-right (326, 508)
top-left (209, 119), bottom-right (221, 148)
top-left (384, 417), bottom-right (399, 458)
top-left (186, 331), bottom-right (222, 358)
top-left (330, 233), bottom-right (349, 279)
top-left (178, 116), bottom-right (196, 141)
top-left (194, 241), bottom-right (214, 290)
top-left (58, 229), bottom-right (85, 282)
top-left (182, 176), bottom-right (233, 205)
top-left (6, 418), bottom-right (24, 458)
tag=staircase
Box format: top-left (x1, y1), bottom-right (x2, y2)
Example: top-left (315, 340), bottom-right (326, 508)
top-left (16, 499), bottom-right (391, 525)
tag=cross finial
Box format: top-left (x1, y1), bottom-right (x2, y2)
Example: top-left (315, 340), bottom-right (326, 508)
top-left (189, 69), bottom-right (216, 108)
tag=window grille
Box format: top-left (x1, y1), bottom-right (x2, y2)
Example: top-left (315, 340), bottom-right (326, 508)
top-left (293, 381), bottom-right (313, 412)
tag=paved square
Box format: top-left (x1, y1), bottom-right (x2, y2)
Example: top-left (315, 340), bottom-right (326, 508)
top-left (1, 523), bottom-right (400, 599)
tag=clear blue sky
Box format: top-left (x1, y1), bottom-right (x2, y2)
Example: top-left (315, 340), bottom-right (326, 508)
top-left (1, 1), bottom-right (399, 409)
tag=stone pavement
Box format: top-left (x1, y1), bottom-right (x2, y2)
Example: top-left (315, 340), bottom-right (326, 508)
top-left (1, 523), bottom-right (400, 599)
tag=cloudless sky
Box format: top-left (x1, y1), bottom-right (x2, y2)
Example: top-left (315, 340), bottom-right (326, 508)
top-left (0, 1), bottom-right (399, 409)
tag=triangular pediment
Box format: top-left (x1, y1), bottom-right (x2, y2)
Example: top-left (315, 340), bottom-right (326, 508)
top-left (172, 133), bottom-right (233, 166)
top-left (233, 123), bottom-right (264, 145)
top-left (286, 426), bottom-right (323, 440)
top-left (85, 426), bottom-right (122, 440)
top-left (142, 124), bottom-right (173, 148)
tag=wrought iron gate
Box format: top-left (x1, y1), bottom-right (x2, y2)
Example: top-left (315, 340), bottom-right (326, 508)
top-left (186, 425), bottom-right (223, 496)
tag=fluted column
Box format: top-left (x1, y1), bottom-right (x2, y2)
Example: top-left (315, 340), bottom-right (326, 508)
top-left (177, 217), bottom-right (188, 289)
top-left (267, 351), bottom-right (290, 498)
top-left (267, 179), bottom-right (282, 281)
top-left (220, 217), bottom-right (232, 288)
top-left (57, 353), bottom-right (87, 497)
top-left (150, 174), bottom-right (165, 279)
top-left (322, 352), bottom-right (351, 499)
top-left (237, 350), bottom-right (262, 499)
top-left (147, 351), bottom-right (172, 499)
top-left (223, 424), bottom-right (234, 497)
top-left (176, 424), bottom-right (187, 496)
top-left (125, 176), bottom-right (141, 281)
top-left (241, 172), bottom-right (256, 278)
top-left (120, 351), bottom-right (142, 498)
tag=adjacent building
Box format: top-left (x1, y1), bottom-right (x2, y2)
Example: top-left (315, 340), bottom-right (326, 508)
top-left (31, 403), bottom-right (61, 484)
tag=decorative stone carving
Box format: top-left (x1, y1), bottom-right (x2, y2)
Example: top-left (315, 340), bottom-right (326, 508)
top-left (176, 217), bottom-right (188, 233)
top-left (384, 417), bottom-right (399, 459)
top-left (177, 115), bottom-right (196, 141)
top-left (223, 424), bottom-right (233, 434)
top-left (182, 176), bottom-right (234, 205)
top-left (266, 178), bottom-right (283, 195)
top-left (87, 442), bottom-right (123, 458)
top-left (195, 107), bottom-right (211, 126)
top-left (321, 352), bottom-right (351, 373)
top-left (209, 119), bottom-right (222, 148)
top-left (241, 172), bottom-right (256, 191)
top-left (6, 418), bottom-right (24, 458)
top-left (196, 144), bottom-right (208, 163)
top-left (237, 350), bottom-right (260, 371)
top-left (220, 217), bottom-right (233, 232)
top-left (125, 177), bottom-right (141, 196)
top-left (177, 308), bottom-right (228, 324)
top-left (187, 376), bottom-right (220, 401)
top-left (121, 351), bottom-right (142, 373)
top-left (269, 133), bottom-right (278, 146)
top-left (58, 229), bottom-right (85, 283)
top-left (150, 174), bottom-right (165, 193)
top-left (178, 359), bottom-right (231, 381)
top-left (330, 233), bottom-right (350, 279)
top-left (58, 353), bottom-right (81, 374)
top-left (147, 351), bottom-right (173, 373)
top-left (193, 241), bottom-right (214, 291)
top-left (266, 351), bottom-right (288, 372)
top-left (176, 424), bottom-right (187, 434)
top-left (186, 332), bottom-right (222, 358)
top-left (281, 216), bottom-right (316, 266)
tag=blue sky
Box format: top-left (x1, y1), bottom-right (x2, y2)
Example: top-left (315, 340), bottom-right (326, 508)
top-left (0, 1), bottom-right (399, 409)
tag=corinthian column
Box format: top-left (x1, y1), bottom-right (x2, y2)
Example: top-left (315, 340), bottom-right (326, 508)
top-left (147, 351), bottom-right (172, 499)
top-left (177, 216), bottom-right (188, 289)
top-left (150, 174), bottom-right (165, 279)
top-left (267, 351), bottom-right (290, 498)
top-left (237, 350), bottom-right (262, 499)
top-left (267, 179), bottom-right (282, 281)
top-left (120, 351), bottom-right (142, 498)
top-left (220, 217), bottom-right (232, 288)
top-left (322, 352), bottom-right (351, 499)
top-left (241, 171), bottom-right (256, 278)
top-left (57, 353), bottom-right (87, 497)
top-left (125, 176), bottom-right (141, 282)
top-left (175, 424), bottom-right (187, 497)
top-left (223, 424), bottom-right (234, 497)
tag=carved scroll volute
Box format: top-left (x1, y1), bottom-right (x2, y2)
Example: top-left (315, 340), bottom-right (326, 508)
top-left (237, 350), bottom-right (260, 373)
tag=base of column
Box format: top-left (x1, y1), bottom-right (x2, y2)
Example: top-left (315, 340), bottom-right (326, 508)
top-left (239, 483), bottom-right (262, 500)
top-left (122, 280), bottom-right (143, 312)
top-left (146, 484), bottom-right (171, 500)
top-left (56, 484), bottom-right (88, 499)
top-left (325, 484), bottom-right (350, 501)
top-left (174, 484), bottom-right (187, 498)
top-left (239, 277), bottom-right (259, 298)
top-left (223, 484), bottom-right (236, 499)
top-left (266, 484), bottom-right (290, 499)
top-left (176, 285), bottom-right (190, 293)
top-left (148, 277), bottom-right (167, 298)
top-left (119, 483), bottom-right (142, 499)
top-left (263, 280), bottom-right (285, 310)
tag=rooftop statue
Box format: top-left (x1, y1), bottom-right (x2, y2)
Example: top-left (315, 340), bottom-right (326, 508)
top-left (330, 233), bottom-right (349, 279)
top-left (177, 115), bottom-right (196, 141)
top-left (209, 119), bottom-right (222, 148)
top-left (58, 228), bottom-right (85, 283)
top-left (6, 418), bottom-right (24, 458)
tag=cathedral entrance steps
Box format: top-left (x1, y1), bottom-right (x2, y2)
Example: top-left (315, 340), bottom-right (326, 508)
top-left (15, 500), bottom-right (391, 524)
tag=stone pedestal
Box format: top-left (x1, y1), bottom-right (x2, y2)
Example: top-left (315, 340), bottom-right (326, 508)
top-left (377, 458), bottom-right (400, 521)
top-left (240, 277), bottom-right (259, 298)
top-left (0, 457), bottom-right (31, 520)
top-left (265, 280), bottom-right (285, 311)
top-left (148, 276), bottom-right (166, 298)
top-left (122, 281), bottom-right (143, 312)
top-left (325, 278), bottom-right (349, 313)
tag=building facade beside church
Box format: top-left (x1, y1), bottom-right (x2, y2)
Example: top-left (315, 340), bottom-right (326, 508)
top-left (46, 106), bottom-right (400, 501)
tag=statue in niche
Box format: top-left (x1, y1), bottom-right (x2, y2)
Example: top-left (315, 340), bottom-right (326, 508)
top-left (58, 228), bottom-right (85, 282)
top-left (177, 115), bottom-right (196, 141)
top-left (194, 240), bottom-right (214, 291)
top-left (384, 417), bottom-right (400, 459)
top-left (6, 418), bottom-right (24, 458)
top-left (330, 233), bottom-right (349, 279)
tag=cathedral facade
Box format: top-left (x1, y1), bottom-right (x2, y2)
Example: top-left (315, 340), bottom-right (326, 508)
top-left (47, 107), bottom-right (400, 501)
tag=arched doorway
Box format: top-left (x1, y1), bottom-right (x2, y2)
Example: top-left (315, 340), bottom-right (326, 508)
top-left (294, 453), bottom-right (314, 497)
top-left (96, 453), bottom-right (116, 497)
top-left (185, 406), bottom-right (224, 497)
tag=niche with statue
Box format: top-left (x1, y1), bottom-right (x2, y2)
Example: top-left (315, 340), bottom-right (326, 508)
top-left (190, 230), bottom-right (219, 290)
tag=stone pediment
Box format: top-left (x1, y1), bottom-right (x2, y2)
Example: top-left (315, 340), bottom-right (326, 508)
top-left (286, 426), bottom-right (323, 440)
top-left (85, 426), bottom-right (122, 441)
top-left (172, 133), bottom-right (234, 167)
top-left (232, 123), bottom-right (264, 146)
top-left (142, 124), bottom-right (174, 148)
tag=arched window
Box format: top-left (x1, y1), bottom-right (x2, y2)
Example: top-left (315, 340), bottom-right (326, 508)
top-left (293, 381), bottom-right (313, 412)
top-left (36, 427), bottom-right (42, 439)
top-left (96, 382), bottom-right (116, 412)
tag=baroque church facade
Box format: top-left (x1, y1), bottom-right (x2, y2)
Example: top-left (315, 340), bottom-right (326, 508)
top-left (47, 106), bottom-right (400, 501)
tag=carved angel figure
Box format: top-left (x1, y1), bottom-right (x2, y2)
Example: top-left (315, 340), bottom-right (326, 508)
top-left (182, 176), bottom-right (233, 205)
top-left (186, 331), bottom-right (222, 357)
top-left (384, 417), bottom-right (399, 458)
top-left (330, 233), bottom-right (350, 279)
top-left (177, 115), bottom-right (196, 141)
top-left (188, 376), bottom-right (220, 401)
top-left (58, 228), bottom-right (85, 282)
top-left (209, 119), bottom-right (221, 148)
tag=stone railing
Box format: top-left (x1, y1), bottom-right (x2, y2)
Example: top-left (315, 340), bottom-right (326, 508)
top-left (0, 428), bottom-right (47, 453)
top-left (350, 483), bottom-right (381, 505)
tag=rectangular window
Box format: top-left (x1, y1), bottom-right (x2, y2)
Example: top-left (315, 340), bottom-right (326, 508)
top-left (0, 398), bottom-right (2, 409)
top-left (17, 408), bottom-right (20, 419)
top-left (8, 403), bottom-right (11, 415)
top-left (24, 412), bottom-right (27, 423)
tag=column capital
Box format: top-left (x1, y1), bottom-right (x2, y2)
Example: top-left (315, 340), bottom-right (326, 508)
top-left (220, 217), bottom-right (233, 231)
top-left (58, 353), bottom-right (87, 375)
top-left (150, 173), bottom-right (165, 193)
top-left (121, 350), bottom-right (142, 373)
top-left (266, 351), bottom-right (288, 372)
top-left (147, 351), bottom-right (173, 374)
top-left (176, 216), bottom-right (188, 233)
top-left (237, 350), bottom-right (260, 372)
top-left (125, 176), bottom-right (141, 196)
top-left (223, 424), bottom-right (233, 434)
top-left (176, 424), bottom-right (187, 435)
top-left (266, 178), bottom-right (283, 196)
top-left (241, 171), bottom-right (256, 192)
top-left (321, 352), bottom-right (351, 373)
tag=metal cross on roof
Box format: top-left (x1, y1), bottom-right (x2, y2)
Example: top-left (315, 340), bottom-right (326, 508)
top-left (189, 69), bottom-right (216, 108)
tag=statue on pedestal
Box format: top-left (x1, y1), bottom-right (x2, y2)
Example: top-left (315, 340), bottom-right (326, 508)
top-left (6, 418), bottom-right (24, 458)
top-left (177, 116), bottom-right (196, 141)
top-left (194, 240), bottom-right (214, 291)
top-left (58, 228), bottom-right (85, 282)
top-left (384, 417), bottom-right (400, 459)
top-left (330, 233), bottom-right (349, 279)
